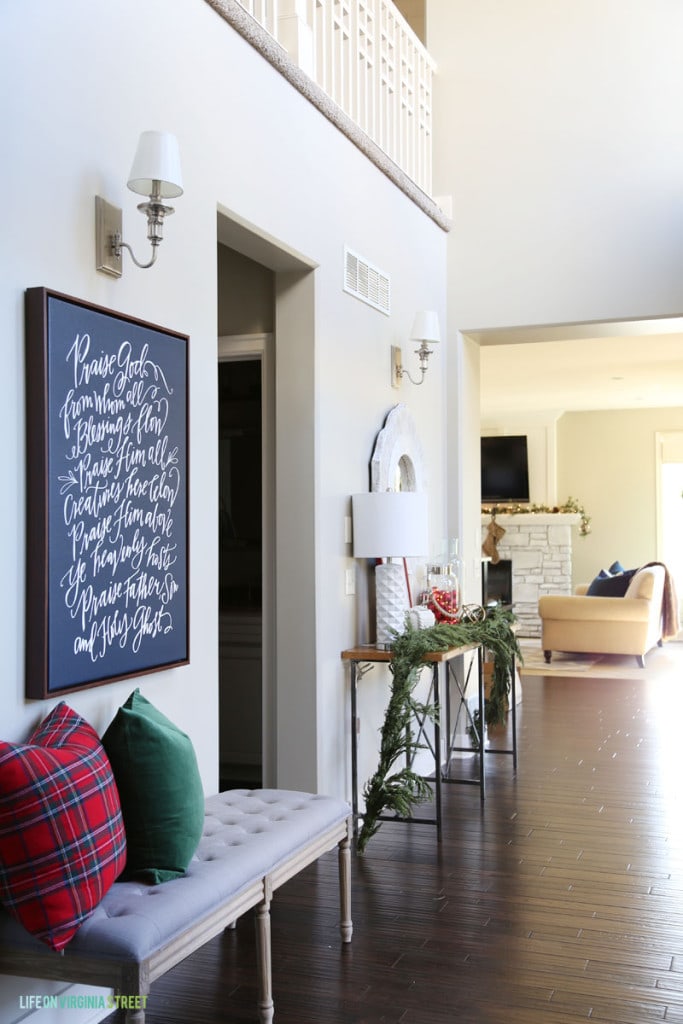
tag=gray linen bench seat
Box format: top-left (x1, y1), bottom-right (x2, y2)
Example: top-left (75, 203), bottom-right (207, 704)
top-left (0, 789), bottom-right (353, 1024)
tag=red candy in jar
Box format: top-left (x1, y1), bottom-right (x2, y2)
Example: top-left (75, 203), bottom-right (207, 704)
top-left (425, 564), bottom-right (460, 623)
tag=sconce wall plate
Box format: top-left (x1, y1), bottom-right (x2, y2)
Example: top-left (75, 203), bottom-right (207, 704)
top-left (95, 196), bottom-right (123, 278)
top-left (391, 346), bottom-right (403, 389)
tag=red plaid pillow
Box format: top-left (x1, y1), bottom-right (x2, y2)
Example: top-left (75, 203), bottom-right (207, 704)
top-left (0, 702), bottom-right (126, 951)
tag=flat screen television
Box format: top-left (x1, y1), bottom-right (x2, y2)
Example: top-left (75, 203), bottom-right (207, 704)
top-left (481, 435), bottom-right (530, 503)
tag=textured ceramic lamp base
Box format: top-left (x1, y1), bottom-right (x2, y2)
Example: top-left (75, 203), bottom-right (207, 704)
top-left (375, 561), bottom-right (409, 648)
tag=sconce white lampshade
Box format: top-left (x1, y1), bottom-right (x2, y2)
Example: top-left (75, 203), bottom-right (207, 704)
top-left (352, 491), bottom-right (429, 558)
top-left (409, 310), bottom-right (440, 345)
top-left (127, 130), bottom-right (184, 199)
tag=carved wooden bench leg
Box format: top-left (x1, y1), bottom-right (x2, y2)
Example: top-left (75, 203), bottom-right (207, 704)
top-left (124, 1007), bottom-right (146, 1024)
top-left (254, 878), bottom-right (274, 1024)
top-left (120, 964), bottom-right (149, 1024)
top-left (338, 822), bottom-right (353, 943)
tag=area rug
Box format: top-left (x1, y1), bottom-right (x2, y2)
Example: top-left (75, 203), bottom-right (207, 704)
top-left (519, 638), bottom-right (683, 680)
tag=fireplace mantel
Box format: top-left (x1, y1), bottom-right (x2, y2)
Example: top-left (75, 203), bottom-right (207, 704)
top-left (482, 512), bottom-right (581, 527)
top-left (481, 512), bottom-right (582, 636)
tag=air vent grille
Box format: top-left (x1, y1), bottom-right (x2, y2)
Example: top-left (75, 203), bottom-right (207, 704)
top-left (343, 247), bottom-right (391, 315)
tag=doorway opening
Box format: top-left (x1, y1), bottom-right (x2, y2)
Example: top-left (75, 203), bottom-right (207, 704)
top-left (218, 356), bottom-right (263, 790)
top-left (217, 208), bottom-right (317, 791)
top-left (656, 431), bottom-right (683, 628)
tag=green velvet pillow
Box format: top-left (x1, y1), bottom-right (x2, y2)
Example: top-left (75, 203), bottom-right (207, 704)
top-left (102, 689), bottom-right (204, 884)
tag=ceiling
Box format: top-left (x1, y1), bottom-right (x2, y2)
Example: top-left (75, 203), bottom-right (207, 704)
top-left (471, 317), bottom-right (683, 419)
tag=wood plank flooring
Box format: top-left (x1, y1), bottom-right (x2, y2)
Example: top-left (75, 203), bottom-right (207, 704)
top-left (105, 653), bottom-right (683, 1023)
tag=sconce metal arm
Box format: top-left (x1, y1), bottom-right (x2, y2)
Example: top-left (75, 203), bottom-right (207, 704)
top-left (397, 341), bottom-right (433, 386)
top-left (114, 236), bottom-right (158, 270)
top-left (113, 193), bottom-right (175, 270)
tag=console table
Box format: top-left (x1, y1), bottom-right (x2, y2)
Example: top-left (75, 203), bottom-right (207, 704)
top-left (341, 643), bottom-right (485, 841)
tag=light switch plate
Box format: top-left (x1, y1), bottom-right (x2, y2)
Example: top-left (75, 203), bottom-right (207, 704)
top-left (344, 515), bottom-right (352, 544)
top-left (345, 567), bottom-right (356, 595)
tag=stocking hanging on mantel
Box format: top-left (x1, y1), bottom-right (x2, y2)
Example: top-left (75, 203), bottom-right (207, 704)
top-left (482, 517), bottom-right (506, 564)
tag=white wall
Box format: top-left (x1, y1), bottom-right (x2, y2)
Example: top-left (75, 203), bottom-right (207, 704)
top-left (429, 0), bottom-right (683, 331)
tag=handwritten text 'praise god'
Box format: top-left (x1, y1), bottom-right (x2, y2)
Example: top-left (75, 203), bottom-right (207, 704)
top-left (57, 331), bottom-right (183, 662)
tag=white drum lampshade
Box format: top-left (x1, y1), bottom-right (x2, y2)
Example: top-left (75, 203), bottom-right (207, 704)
top-left (409, 310), bottom-right (441, 345)
top-left (127, 130), bottom-right (184, 199)
top-left (352, 491), bottom-right (429, 647)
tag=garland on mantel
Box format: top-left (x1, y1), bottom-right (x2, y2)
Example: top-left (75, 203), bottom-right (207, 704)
top-left (481, 495), bottom-right (592, 537)
top-left (357, 608), bottom-right (521, 854)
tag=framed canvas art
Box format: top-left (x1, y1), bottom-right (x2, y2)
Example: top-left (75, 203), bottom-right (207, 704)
top-left (24, 288), bottom-right (189, 698)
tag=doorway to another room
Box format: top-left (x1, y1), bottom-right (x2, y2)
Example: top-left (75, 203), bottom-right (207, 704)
top-left (218, 355), bottom-right (263, 790)
top-left (217, 240), bottom-right (275, 792)
top-left (217, 214), bottom-right (318, 793)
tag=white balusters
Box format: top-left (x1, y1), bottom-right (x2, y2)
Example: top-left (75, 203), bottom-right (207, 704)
top-left (233, 0), bottom-right (434, 195)
top-left (240, 0), bottom-right (277, 36)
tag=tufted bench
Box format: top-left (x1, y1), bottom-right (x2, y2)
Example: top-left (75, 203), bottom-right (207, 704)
top-left (0, 789), bottom-right (352, 1023)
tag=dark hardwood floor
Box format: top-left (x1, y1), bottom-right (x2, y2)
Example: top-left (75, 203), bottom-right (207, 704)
top-left (106, 657), bottom-right (683, 1023)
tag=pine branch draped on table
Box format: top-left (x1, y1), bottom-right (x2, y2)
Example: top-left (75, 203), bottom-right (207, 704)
top-left (357, 609), bottom-right (521, 853)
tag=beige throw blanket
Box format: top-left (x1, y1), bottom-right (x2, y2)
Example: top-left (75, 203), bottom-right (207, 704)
top-left (641, 561), bottom-right (680, 640)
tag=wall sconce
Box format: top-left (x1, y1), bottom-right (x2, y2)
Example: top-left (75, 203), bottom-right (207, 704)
top-left (351, 491), bottom-right (429, 648)
top-left (391, 310), bottom-right (441, 387)
top-left (95, 131), bottom-right (183, 278)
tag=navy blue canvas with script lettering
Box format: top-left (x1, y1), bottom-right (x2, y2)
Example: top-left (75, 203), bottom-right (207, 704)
top-left (46, 295), bottom-right (188, 689)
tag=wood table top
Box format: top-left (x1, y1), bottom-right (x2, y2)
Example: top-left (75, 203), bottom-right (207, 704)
top-left (341, 642), bottom-right (481, 663)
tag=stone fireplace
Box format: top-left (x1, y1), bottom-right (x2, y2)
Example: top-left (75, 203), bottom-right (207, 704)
top-left (481, 512), bottom-right (581, 637)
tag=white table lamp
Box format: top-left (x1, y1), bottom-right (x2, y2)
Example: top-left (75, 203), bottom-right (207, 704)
top-left (352, 491), bottom-right (429, 647)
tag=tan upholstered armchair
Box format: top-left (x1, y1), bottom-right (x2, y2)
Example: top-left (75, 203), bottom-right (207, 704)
top-left (538, 564), bottom-right (667, 668)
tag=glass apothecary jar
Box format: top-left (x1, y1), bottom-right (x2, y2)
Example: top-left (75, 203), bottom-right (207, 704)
top-left (425, 562), bottom-right (460, 623)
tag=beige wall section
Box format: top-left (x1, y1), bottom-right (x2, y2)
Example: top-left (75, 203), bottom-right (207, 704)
top-left (557, 407), bottom-right (683, 587)
top-left (394, 0), bottom-right (426, 42)
top-left (217, 245), bottom-right (274, 335)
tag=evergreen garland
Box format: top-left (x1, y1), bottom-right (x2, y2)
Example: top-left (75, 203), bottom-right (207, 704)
top-left (356, 607), bottom-right (521, 853)
top-left (481, 496), bottom-right (591, 536)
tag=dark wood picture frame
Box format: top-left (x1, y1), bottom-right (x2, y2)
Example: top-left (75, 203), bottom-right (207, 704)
top-left (25, 288), bottom-right (189, 699)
